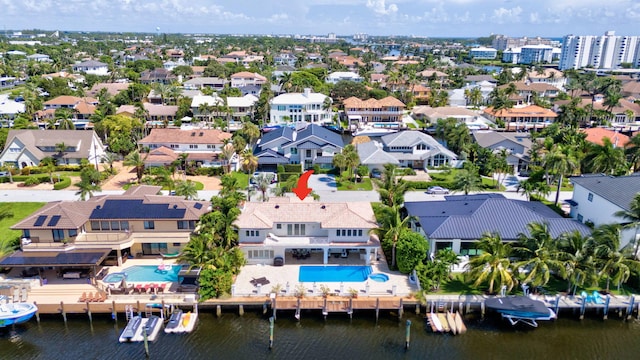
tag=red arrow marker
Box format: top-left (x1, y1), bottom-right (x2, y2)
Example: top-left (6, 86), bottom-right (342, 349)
top-left (292, 170), bottom-right (314, 200)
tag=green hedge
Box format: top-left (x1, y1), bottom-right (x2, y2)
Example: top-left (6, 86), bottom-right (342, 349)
top-left (283, 164), bottom-right (302, 173)
top-left (10, 175), bottom-right (50, 184)
top-left (405, 180), bottom-right (455, 190)
top-left (279, 172), bottom-right (299, 182)
top-left (53, 176), bottom-right (71, 190)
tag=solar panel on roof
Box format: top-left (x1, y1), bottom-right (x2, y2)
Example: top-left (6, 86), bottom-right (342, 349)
top-left (194, 203), bottom-right (203, 209)
top-left (47, 215), bottom-right (61, 227)
top-left (34, 215), bottom-right (47, 227)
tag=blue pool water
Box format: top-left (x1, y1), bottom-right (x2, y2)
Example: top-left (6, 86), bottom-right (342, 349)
top-left (298, 266), bottom-right (372, 282)
top-left (102, 272), bottom-right (126, 284)
top-left (121, 265), bottom-right (182, 282)
top-left (368, 273), bottom-right (389, 282)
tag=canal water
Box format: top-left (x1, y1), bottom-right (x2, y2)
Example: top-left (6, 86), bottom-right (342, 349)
top-left (2, 309), bottom-right (640, 360)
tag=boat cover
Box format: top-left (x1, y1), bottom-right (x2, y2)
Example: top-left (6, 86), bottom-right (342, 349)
top-left (485, 296), bottom-right (549, 318)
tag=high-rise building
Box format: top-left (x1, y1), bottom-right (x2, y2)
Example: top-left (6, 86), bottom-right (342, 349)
top-left (559, 31), bottom-right (640, 70)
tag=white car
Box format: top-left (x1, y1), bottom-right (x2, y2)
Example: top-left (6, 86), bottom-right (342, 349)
top-left (426, 186), bottom-right (450, 194)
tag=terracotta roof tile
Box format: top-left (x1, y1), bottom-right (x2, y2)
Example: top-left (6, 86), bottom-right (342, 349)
top-left (581, 128), bottom-right (631, 147)
top-left (139, 128), bottom-right (231, 145)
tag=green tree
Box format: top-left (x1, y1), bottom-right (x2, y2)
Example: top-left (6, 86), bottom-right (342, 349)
top-left (396, 231), bottom-right (429, 274)
top-left (584, 137), bottom-right (628, 175)
top-left (240, 148), bottom-right (258, 174)
top-left (543, 144), bottom-right (579, 205)
top-left (124, 150), bottom-right (146, 183)
top-left (374, 204), bottom-right (415, 269)
top-left (513, 222), bottom-right (567, 289)
top-left (175, 180), bottom-right (199, 200)
top-left (625, 134), bottom-right (640, 172)
top-left (453, 165), bottom-right (482, 195)
top-left (253, 172), bottom-right (274, 202)
top-left (615, 193), bottom-right (640, 258)
top-left (466, 232), bottom-right (516, 294)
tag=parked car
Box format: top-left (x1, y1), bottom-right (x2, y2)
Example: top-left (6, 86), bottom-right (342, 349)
top-left (426, 186), bottom-right (450, 194)
top-left (370, 169), bottom-right (381, 179)
top-left (0, 171), bottom-right (9, 177)
top-left (250, 172), bottom-right (278, 184)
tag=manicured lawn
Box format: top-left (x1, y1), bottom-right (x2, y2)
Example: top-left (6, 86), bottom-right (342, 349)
top-left (336, 177), bottom-right (373, 191)
top-left (435, 273), bottom-right (484, 295)
top-left (227, 171), bottom-right (249, 189)
top-left (0, 202), bottom-right (46, 243)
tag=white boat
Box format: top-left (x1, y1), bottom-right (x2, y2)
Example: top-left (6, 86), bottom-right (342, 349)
top-left (429, 312), bottom-right (443, 332)
top-left (0, 301), bottom-right (38, 328)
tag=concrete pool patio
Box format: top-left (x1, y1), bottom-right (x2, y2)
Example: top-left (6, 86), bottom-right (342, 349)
top-left (233, 255), bottom-right (419, 298)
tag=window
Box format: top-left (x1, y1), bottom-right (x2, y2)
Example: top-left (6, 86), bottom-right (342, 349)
top-left (588, 193), bottom-right (593, 202)
top-left (358, 230), bottom-right (363, 236)
top-left (22, 230), bottom-right (30, 238)
top-left (245, 230), bottom-right (260, 237)
top-left (91, 221), bottom-right (100, 231)
top-left (207, 144), bottom-right (216, 149)
top-left (248, 250), bottom-right (274, 259)
top-left (144, 221), bottom-right (155, 230)
top-left (291, 148), bottom-right (298, 155)
top-left (111, 221), bottom-right (120, 231)
top-left (286, 224), bottom-right (306, 236)
top-left (170, 144), bottom-right (179, 149)
top-left (276, 224), bottom-right (282, 229)
top-left (68, 229), bottom-right (78, 237)
top-left (416, 143), bottom-right (426, 150)
top-left (336, 230), bottom-right (341, 237)
top-left (460, 242), bottom-right (480, 256)
top-left (577, 214), bottom-right (584, 222)
top-left (189, 144), bottom-right (198, 149)
top-left (101, 221), bottom-right (110, 231)
top-left (178, 220), bottom-right (196, 230)
top-left (121, 221), bottom-right (129, 231)
top-left (52, 229), bottom-right (65, 242)
top-left (305, 150), bottom-right (312, 157)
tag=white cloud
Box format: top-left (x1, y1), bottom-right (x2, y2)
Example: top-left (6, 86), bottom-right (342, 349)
top-left (366, 0), bottom-right (398, 16)
top-left (491, 6), bottom-right (522, 24)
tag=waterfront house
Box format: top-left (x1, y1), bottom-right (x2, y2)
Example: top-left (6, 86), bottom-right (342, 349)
top-left (183, 77), bottom-right (228, 91)
top-left (269, 88), bottom-right (332, 125)
top-left (568, 174), bottom-right (640, 250)
top-left (72, 60), bottom-right (109, 76)
top-left (6, 185), bottom-right (210, 268)
top-left (138, 128), bottom-right (232, 168)
top-left (404, 194), bottom-right (591, 255)
top-left (472, 130), bottom-right (532, 174)
top-left (376, 131), bottom-right (458, 170)
top-left (42, 95), bottom-right (98, 120)
top-left (254, 123), bottom-right (343, 171)
top-left (226, 94), bottom-right (258, 122)
top-left (497, 82), bottom-right (561, 103)
top-left (483, 105), bottom-right (558, 131)
top-left (190, 94), bottom-right (224, 121)
top-left (343, 96), bottom-right (405, 125)
top-left (412, 106), bottom-right (491, 129)
top-left (235, 198), bottom-right (379, 265)
top-left (0, 129), bottom-right (105, 169)
top-left (581, 128), bottom-right (630, 148)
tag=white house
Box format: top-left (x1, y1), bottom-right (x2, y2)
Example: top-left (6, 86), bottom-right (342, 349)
top-left (0, 130), bottom-right (106, 169)
top-left (235, 198), bottom-right (379, 265)
top-left (325, 71), bottom-right (364, 84)
top-left (269, 88), bottom-right (332, 125)
top-left (0, 94), bottom-right (25, 123)
top-left (72, 60), bottom-right (109, 76)
top-left (191, 95), bottom-right (224, 120)
top-left (226, 94), bottom-right (258, 122)
top-left (230, 72), bottom-right (267, 88)
top-left (469, 47), bottom-right (497, 60)
top-left (568, 174), bottom-right (640, 251)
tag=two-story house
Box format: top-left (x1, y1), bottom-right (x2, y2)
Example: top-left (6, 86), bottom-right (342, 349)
top-left (140, 68), bottom-right (177, 85)
top-left (497, 82), bottom-right (561, 103)
top-left (190, 94), bottom-right (224, 121)
top-left (6, 186), bottom-right (210, 269)
top-left (226, 94), bottom-right (258, 123)
top-left (274, 52), bottom-right (297, 67)
top-left (568, 174), bottom-right (640, 251)
top-left (342, 96), bottom-right (405, 125)
top-left (325, 71), bottom-right (363, 84)
top-left (254, 124), bottom-right (344, 171)
top-left (269, 88), bottom-right (333, 125)
top-left (483, 105), bottom-right (558, 131)
top-left (230, 72), bottom-right (267, 88)
top-left (40, 95), bottom-right (98, 121)
top-left (72, 60), bottom-right (109, 76)
top-left (138, 128), bottom-right (232, 168)
top-left (472, 131), bottom-right (532, 174)
top-left (0, 129), bottom-right (106, 169)
top-left (357, 131), bottom-right (458, 171)
top-left (405, 194), bottom-right (591, 255)
top-left (183, 77), bottom-right (228, 91)
top-left (235, 198), bottom-right (379, 266)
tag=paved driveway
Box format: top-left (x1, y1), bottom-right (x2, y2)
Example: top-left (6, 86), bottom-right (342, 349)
top-left (307, 174), bottom-right (338, 192)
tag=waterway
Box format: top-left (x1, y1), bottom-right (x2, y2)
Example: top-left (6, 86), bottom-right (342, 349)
top-left (2, 309), bottom-right (640, 360)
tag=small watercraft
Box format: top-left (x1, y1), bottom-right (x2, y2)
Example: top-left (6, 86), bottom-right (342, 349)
top-left (485, 296), bottom-right (556, 327)
top-left (0, 301), bottom-right (38, 328)
top-left (120, 316), bottom-right (142, 341)
top-left (164, 309), bottom-right (183, 333)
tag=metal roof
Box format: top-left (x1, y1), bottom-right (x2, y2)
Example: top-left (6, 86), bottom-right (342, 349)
top-left (405, 194), bottom-right (591, 241)
top-left (0, 249), bottom-right (110, 267)
top-left (570, 174), bottom-right (640, 212)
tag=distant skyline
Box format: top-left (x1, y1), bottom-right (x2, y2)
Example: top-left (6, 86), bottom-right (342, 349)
top-left (2, 0), bottom-right (640, 38)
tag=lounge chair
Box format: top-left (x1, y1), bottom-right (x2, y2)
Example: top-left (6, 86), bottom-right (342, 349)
top-left (157, 283), bottom-right (166, 294)
top-left (143, 284), bottom-right (152, 294)
top-left (134, 284), bottom-right (143, 294)
top-left (250, 277), bottom-right (268, 286)
top-left (78, 292), bottom-right (87, 302)
top-left (86, 292), bottom-right (95, 302)
top-left (150, 283), bottom-right (158, 294)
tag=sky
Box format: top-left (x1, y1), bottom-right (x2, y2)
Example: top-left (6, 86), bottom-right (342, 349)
top-left (1, 0), bottom-right (640, 38)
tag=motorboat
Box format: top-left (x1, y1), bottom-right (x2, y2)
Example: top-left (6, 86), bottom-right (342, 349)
top-left (485, 296), bottom-right (556, 327)
top-left (119, 315), bottom-right (142, 341)
top-left (0, 300), bottom-right (38, 328)
top-left (164, 309), bottom-right (183, 333)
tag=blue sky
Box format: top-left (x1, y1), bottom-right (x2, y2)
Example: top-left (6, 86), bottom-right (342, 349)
top-left (2, 0), bottom-right (640, 37)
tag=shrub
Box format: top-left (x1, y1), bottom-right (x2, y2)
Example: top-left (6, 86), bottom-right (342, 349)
top-left (277, 165), bottom-right (285, 173)
top-left (23, 177), bottom-right (42, 186)
top-left (53, 176), bottom-right (71, 190)
top-left (279, 172), bottom-right (299, 182)
top-left (283, 164), bottom-right (302, 173)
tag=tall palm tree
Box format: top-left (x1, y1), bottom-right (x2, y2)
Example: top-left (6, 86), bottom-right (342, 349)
top-left (513, 222), bottom-right (567, 289)
top-left (559, 230), bottom-right (597, 294)
top-left (590, 224), bottom-right (640, 292)
top-left (453, 166), bottom-right (481, 195)
top-left (585, 137), bottom-right (628, 175)
top-left (374, 204), bottom-right (414, 269)
top-left (124, 150), bottom-right (146, 183)
top-left (615, 193), bottom-right (640, 258)
top-left (375, 163), bottom-right (408, 208)
top-left (340, 144), bottom-right (360, 183)
top-left (220, 143), bottom-right (236, 174)
top-left (465, 232), bottom-right (516, 294)
top-left (543, 144), bottom-right (579, 205)
top-left (625, 134), bottom-right (640, 173)
top-left (175, 180), bottom-right (199, 200)
top-left (101, 152), bottom-right (119, 174)
top-left (240, 122), bottom-right (260, 147)
top-left (55, 142), bottom-right (68, 165)
top-left (253, 172), bottom-right (274, 202)
top-left (240, 148), bottom-right (258, 174)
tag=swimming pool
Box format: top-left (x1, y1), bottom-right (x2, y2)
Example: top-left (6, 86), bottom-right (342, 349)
top-left (298, 266), bottom-right (372, 282)
top-left (120, 265), bottom-right (182, 282)
top-left (103, 272), bottom-right (127, 284)
top-left (368, 273), bottom-right (389, 282)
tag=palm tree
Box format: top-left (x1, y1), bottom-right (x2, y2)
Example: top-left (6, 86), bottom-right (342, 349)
top-left (513, 222), bottom-right (567, 290)
top-left (124, 150), bottom-right (146, 183)
top-left (375, 163), bottom-right (409, 208)
top-left (465, 232), bottom-right (516, 294)
top-left (625, 134), bottom-right (640, 172)
top-left (240, 148), bottom-right (258, 174)
top-left (75, 180), bottom-right (101, 201)
top-left (253, 172), bottom-right (274, 202)
top-left (374, 204), bottom-right (414, 269)
top-left (220, 143), bottom-right (236, 174)
top-left (336, 145), bottom-right (360, 183)
top-left (1, 163), bottom-right (15, 184)
top-left (590, 224), bottom-right (640, 292)
top-left (39, 157), bottom-right (57, 184)
top-left (175, 180), bottom-right (199, 200)
top-left (101, 152), bottom-right (119, 174)
top-left (559, 230), bottom-right (597, 294)
top-left (542, 144), bottom-right (579, 205)
top-left (453, 166), bottom-right (481, 195)
top-left (55, 142), bottom-right (68, 165)
top-left (615, 193), bottom-right (640, 258)
top-left (240, 122), bottom-right (261, 147)
top-left (585, 137), bottom-right (628, 175)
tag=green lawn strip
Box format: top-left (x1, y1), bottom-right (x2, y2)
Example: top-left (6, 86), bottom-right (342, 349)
top-left (336, 178), bottom-right (372, 191)
top-left (227, 171), bottom-right (249, 188)
top-left (0, 202), bottom-right (46, 244)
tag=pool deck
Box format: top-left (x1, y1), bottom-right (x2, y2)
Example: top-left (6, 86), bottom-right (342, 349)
top-left (233, 253), bottom-right (418, 297)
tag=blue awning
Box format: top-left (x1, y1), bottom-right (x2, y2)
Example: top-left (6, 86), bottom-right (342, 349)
top-left (565, 199), bottom-right (578, 206)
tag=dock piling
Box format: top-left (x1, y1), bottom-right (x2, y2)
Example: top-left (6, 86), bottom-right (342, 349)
top-left (604, 295), bottom-right (610, 320)
top-left (375, 298), bottom-right (380, 323)
top-left (405, 320), bottom-right (411, 350)
top-left (415, 304), bottom-right (420, 315)
top-left (216, 305), bottom-right (222, 317)
top-left (627, 296), bottom-right (635, 320)
top-left (580, 296), bottom-right (587, 320)
top-left (111, 300), bottom-right (117, 322)
top-left (268, 317), bottom-right (274, 350)
top-left (480, 301), bottom-right (485, 319)
top-left (239, 304), bottom-right (244, 316)
top-left (86, 301), bottom-right (92, 324)
top-left (60, 301), bottom-right (67, 324)
top-left (554, 295), bottom-right (561, 317)
top-left (34, 301), bottom-right (40, 324)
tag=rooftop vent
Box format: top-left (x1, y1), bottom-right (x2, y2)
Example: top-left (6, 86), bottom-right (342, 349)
top-left (321, 205), bottom-right (326, 209)
top-left (275, 205), bottom-right (280, 209)
top-left (199, 132), bottom-right (203, 136)
top-left (173, 205), bottom-right (178, 209)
